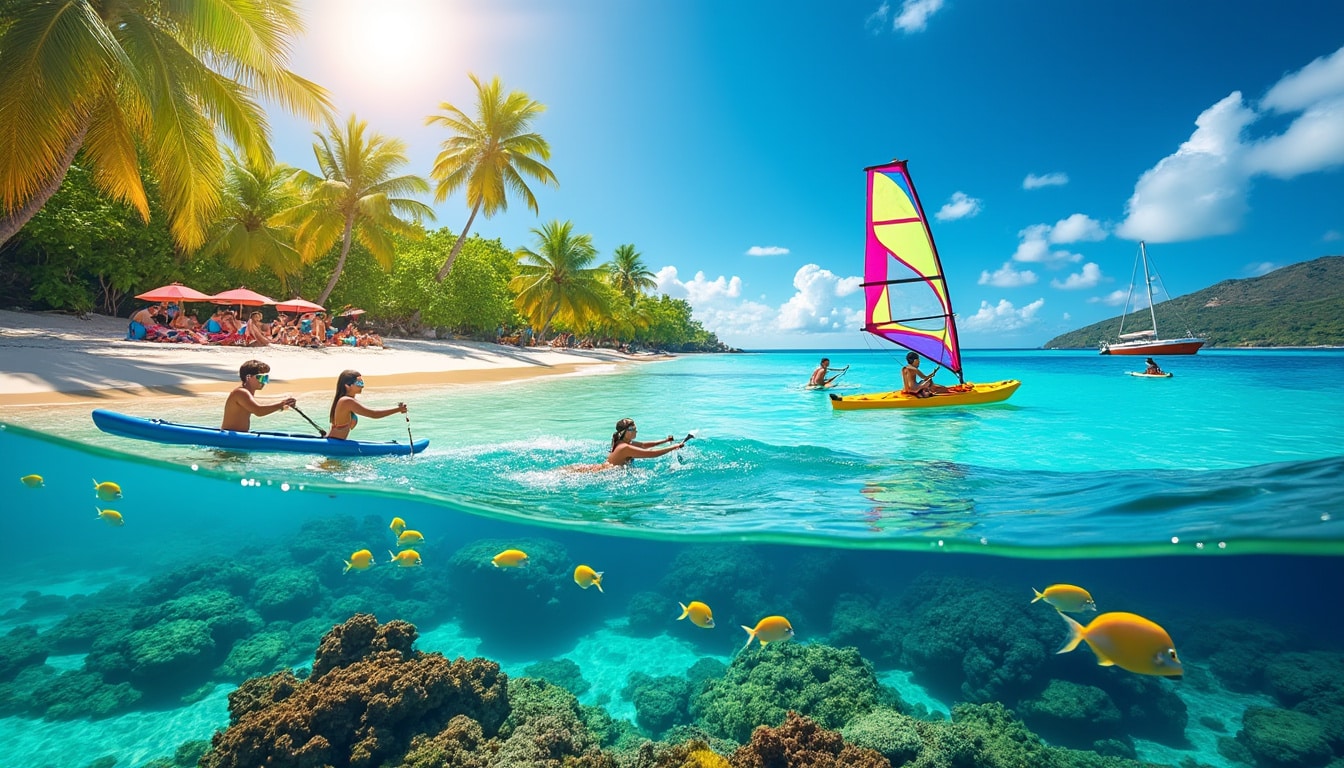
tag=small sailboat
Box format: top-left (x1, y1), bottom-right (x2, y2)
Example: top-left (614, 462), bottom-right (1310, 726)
top-left (830, 160), bottom-right (1020, 411)
top-left (1099, 242), bottom-right (1204, 356)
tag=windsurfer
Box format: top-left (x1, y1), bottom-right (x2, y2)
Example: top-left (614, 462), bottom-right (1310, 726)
top-left (808, 358), bottom-right (846, 388)
top-left (901, 352), bottom-right (949, 397)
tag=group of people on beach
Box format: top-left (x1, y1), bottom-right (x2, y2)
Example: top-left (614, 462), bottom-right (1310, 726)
top-left (127, 303), bottom-right (383, 349)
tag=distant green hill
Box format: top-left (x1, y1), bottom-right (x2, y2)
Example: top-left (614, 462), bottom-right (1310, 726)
top-left (1042, 255), bottom-right (1344, 349)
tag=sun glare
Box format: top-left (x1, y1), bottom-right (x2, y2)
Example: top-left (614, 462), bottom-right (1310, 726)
top-left (307, 0), bottom-right (468, 113)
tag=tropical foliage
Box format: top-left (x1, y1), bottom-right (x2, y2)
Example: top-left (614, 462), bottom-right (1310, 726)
top-left (286, 115), bottom-right (435, 304)
top-left (425, 74), bottom-right (557, 281)
top-left (509, 220), bottom-right (607, 341)
top-left (1043, 255), bottom-right (1344, 348)
top-left (0, 0), bottom-right (330, 250)
top-left (198, 152), bottom-right (304, 292)
top-left (606, 243), bottom-right (658, 304)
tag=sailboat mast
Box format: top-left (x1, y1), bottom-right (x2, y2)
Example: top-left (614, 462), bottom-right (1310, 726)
top-left (1141, 241), bottom-right (1159, 336)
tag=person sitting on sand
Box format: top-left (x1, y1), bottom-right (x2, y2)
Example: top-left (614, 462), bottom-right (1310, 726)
top-left (569, 418), bottom-right (686, 472)
top-left (901, 352), bottom-right (949, 398)
top-left (327, 370), bottom-right (407, 440)
top-left (242, 311), bottom-right (270, 347)
top-left (222, 360), bottom-right (295, 431)
top-left (1144, 357), bottom-right (1165, 375)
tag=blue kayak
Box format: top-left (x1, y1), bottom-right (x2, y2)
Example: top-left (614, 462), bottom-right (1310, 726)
top-left (91, 409), bottom-right (428, 456)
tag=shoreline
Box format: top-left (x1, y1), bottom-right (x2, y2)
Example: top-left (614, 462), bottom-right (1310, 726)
top-left (0, 309), bottom-right (664, 410)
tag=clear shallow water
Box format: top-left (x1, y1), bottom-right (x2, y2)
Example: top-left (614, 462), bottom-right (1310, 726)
top-left (0, 424), bottom-right (1342, 768)
top-left (10, 349), bottom-right (1344, 554)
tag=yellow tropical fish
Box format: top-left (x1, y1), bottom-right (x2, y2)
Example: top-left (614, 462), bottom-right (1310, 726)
top-left (678, 601), bottom-right (715, 629)
top-left (492, 549), bottom-right (528, 568)
top-left (396, 530), bottom-right (424, 548)
top-left (93, 479), bottom-right (122, 501)
top-left (390, 517), bottom-right (407, 536)
top-left (388, 549), bottom-right (422, 568)
top-left (344, 549), bottom-right (376, 574)
top-left (1032, 584), bottom-right (1097, 613)
top-left (20, 474), bottom-right (44, 488)
top-left (1057, 611), bottom-right (1183, 677)
top-left (573, 565), bottom-right (604, 592)
top-left (741, 615), bottom-right (794, 650)
top-left (96, 507), bottom-right (124, 527)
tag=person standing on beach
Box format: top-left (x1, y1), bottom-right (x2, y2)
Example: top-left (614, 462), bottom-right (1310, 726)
top-left (327, 370), bottom-right (407, 440)
top-left (222, 360), bottom-right (296, 431)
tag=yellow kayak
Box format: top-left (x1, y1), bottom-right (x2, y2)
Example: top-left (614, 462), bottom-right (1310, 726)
top-left (829, 380), bottom-right (1021, 410)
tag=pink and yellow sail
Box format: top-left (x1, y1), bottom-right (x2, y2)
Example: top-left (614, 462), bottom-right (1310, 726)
top-left (863, 160), bottom-right (962, 378)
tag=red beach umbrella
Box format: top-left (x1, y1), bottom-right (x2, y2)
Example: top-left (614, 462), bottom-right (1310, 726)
top-left (135, 283), bottom-right (213, 302)
top-left (209, 287), bottom-right (276, 306)
top-left (275, 297), bottom-right (326, 313)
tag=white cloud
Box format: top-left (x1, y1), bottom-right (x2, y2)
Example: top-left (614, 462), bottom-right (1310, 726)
top-left (1119, 45), bottom-right (1344, 242)
top-left (1325, 230), bottom-right (1343, 242)
top-left (1011, 220), bottom-right (1093, 265)
top-left (1244, 261), bottom-right (1279, 276)
top-left (978, 261), bottom-right (1038, 287)
top-left (653, 264), bottom-right (863, 340)
top-left (1023, 172), bottom-right (1069, 190)
top-left (865, 1), bottom-right (890, 32)
top-left (1050, 262), bottom-right (1103, 290)
top-left (777, 264), bottom-right (864, 332)
top-left (961, 298), bottom-right (1045, 333)
top-left (892, 0), bottom-right (944, 33)
top-left (1089, 289), bottom-right (1141, 307)
top-left (934, 191), bottom-right (982, 222)
top-left (746, 245), bottom-right (790, 257)
top-left (1049, 213), bottom-right (1107, 244)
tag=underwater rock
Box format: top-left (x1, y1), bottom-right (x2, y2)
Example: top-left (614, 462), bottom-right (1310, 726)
top-left (1018, 679), bottom-right (1124, 748)
top-left (1179, 619), bottom-right (1290, 694)
top-left (1265, 652), bottom-right (1344, 709)
top-left (202, 614), bottom-right (510, 768)
top-left (136, 558), bottom-right (257, 603)
top-left (132, 589), bottom-right (262, 648)
top-left (44, 605), bottom-right (133, 653)
top-left (691, 641), bottom-right (896, 743)
top-left (84, 618), bottom-right (219, 694)
top-left (828, 594), bottom-right (904, 667)
top-left (623, 671), bottom-right (694, 738)
top-left (249, 567), bottom-right (323, 622)
top-left (441, 538), bottom-right (598, 656)
top-left (0, 625), bottom-right (48, 681)
top-left (1237, 706), bottom-right (1332, 768)
top-left (215, 630), bottom-right (291, 680)
top-left (730, 710), bottom-right (891, 768)
top-left (0, 664), bottom-right (141, 719)
top-left (524, 658), bottom-right (591, 697)
top-left (626, 590), bottom-right (672, 637)
top-left (840, 707), bottom-right (924, 765)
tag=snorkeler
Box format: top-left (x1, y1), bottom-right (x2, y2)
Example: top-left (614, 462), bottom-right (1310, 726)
top-left (569, 418), bottom-right (687, 472)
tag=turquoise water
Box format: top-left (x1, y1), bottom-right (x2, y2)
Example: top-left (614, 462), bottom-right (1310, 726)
top-left (2, 350), bottom-right (1343, 767)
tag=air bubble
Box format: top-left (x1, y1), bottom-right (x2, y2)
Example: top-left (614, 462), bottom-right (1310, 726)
top-left (1170, 536), bottom-right (1179, 544)
top-left (281, 483), bottom-right (291, 492)
top-left (190, 464), bottom-right (198, 471)
top-left (1322, 513), bottom-right (1332, 522)
top-left (1218, 542), bottom-right (1227, 549)
top-left (240, 478), bottom-right (248, 487)
top-left (1195, 542), bottom-right (1205, 549)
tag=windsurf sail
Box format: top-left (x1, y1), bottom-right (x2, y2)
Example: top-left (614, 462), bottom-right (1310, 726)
top-left (862, 160), bottom-right (963, 380)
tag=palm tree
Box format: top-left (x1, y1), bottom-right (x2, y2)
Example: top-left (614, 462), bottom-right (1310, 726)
top-left (606, 243), bottom-right (658, 304)
top-left (287, 115), bottom-right (434, 305)
top-left (0, 0), bottom-right (330, 250)
top-left (199, 151), bottom-right (304, 290)
top-left (510, 220), bottom-right (608, 341)
top-left (425, 73), bottom-right (557, 282)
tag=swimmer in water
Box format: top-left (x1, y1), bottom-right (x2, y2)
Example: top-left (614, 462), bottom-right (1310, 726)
top-left (569, 418), bottom-right (687, 472)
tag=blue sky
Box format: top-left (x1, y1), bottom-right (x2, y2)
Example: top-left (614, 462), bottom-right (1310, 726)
top-left (268, 0), bottom-right (1344, 349)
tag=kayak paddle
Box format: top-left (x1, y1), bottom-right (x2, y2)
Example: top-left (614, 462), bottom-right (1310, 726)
top-left (403, 406), bottom-right (415, 457)
top-left (291, 405), bottom-right (328, 437)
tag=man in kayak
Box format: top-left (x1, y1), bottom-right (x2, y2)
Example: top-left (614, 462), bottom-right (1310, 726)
top-left (901, 352), bottom-right (949, 397)
top-left (222, 360), bottom-right (296, 431)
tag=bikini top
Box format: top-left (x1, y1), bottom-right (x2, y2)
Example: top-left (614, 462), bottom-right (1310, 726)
top-left (332, 411), bottom-right (359, 431)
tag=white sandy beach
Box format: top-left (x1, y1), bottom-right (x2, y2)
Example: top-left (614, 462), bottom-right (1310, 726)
top-left (0, 309), bottom-right (654, 409)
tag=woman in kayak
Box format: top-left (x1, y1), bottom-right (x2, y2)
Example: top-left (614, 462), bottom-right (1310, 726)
top-left (328, 369), bottom-right (407, 440)
top-left (568, 417), bottom-right (687, 472)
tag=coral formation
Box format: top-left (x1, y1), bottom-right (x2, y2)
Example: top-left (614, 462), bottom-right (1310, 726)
top-left (729, 711), bottom-right (891, 768)
top-left (692, 641), bottom-right (896, 743)
top-left (0, 625), bottom-right (48, 681)
top-left (523, 657), bottom-right (591, 697)
top-left (201, 614), bottom-right (510, 768)
top-left (624, 671), bottom-right (695, 737)
top-left (1018, 679), bottom-right (1124, 748)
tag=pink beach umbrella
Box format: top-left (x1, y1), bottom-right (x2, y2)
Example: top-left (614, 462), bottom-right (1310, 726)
top-left (209, 287), bottom-right (276, 307)
top-left (135, 282), bottom-right (213, 302)
top-left (275, 297), bottom-right (326, 313)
